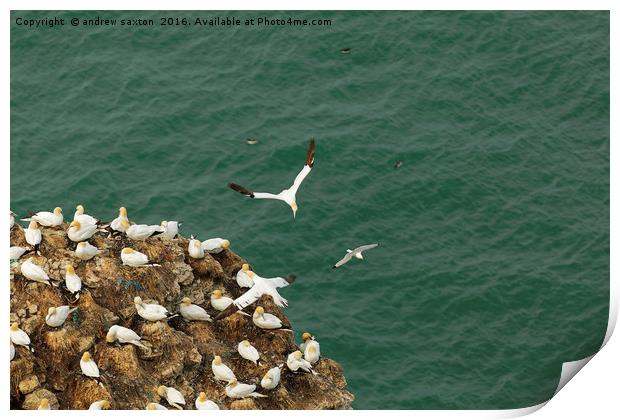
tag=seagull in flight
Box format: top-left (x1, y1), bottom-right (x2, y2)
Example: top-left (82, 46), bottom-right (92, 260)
top-left (333, 244), bottom-right (379, 268)
top-left (228, 138), bottom-right (315, 218)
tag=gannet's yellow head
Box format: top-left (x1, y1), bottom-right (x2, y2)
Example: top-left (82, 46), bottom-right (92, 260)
top-left (119, 207), bottom-right (127, 217)
top-left (120, 219), bottom-right (130, 230)
top-left (101, 400), bottom-right (110, 409)
top-left (291, 201), bottom-right (298, 217)
top-left (198, 392), bottom-right (207, 402)
top-left (77, 242), bottom-right (86, 250)
top-left (10, 322), bottom-right (19, 331)
top-left (255, 306), bottom-right (265, 316)
top-left (213, 355), bottom-right (222, 365)
top-left (47, 307), bottom-right (57, 316)
top-left (70, 220), bottom-right (81, 230)
top-left (66, 264), bottom-right (75, 275)
top-left (134, 296), bottom-right (143, 305)
top-left (29, 221), bottom-right (38, 229)
top-left (242, 263), bottom-right (250, 271)
top-left (240, 340), bottom-right (250, 347)
top-left (247, 270), bottom-right (256, 279)
top-left (81, 352), bottom-right (91, 362)
top-left (106, 332), bottom-right (115, 343)
top-left (302, 332), bottom-right (312, 342)
top-left (293, 350), bottom-right (303, 360)
top-left (221, 239), bottom-right (230, 249)
top-left (160, 221), bottom-right (168, 228)
top-left (264, 371), bottom-right (273, 380)
top-left (157, 385), bottom-right (167, 397)
top-left (75, 205), bottom-right (84, 214)
top-left (39, 398), bottom-right (50, 409)
top-left (228, 378), bottom-right (238, 386)
top-left (146, 403), bottom-right (158, 410)
top-left (122, 247), bottom-right (134, 255)
top-left (181, 297), bottom-right (192, 305)
top-left (212, 290), bottom-right (222, 299)
top-left (54, 207), bottom-right (63, 215)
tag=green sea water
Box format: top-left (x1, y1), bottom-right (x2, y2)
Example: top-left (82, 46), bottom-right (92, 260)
top-left (10, 11), bottom-right (609, 409)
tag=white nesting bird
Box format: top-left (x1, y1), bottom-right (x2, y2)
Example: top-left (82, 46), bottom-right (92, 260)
top-left (10, 323), bottom-right (31, 349)
top-left (211, 355), bottom-right (236, 382)
top-left (10, 340), bottom-right (15, 361)
top-left (215, 273), bottom-right (295, 321)
top-left (106, 325), bottom-right (148, 349)
top-left (110, 207), bottom-right (129, 234)
top-left (10, 211), bottom-right (16, 229)
top-left (38, 398), bottom-right (51, 410)
top-left (68, 220), bottom-right (97, 242)
top-left (134, 296), bottom-right (168, 321)
top-left (89, 400), bottom-right (110, 410)
top-left (65, 264), bottom-right (82, 295)
top-left (333, 244), bottom-right (379, 268)
top-left (121, 247), bottom-right (159, 267)
top-left (225, 378), bottom-right (267, 399)
top-left (201, 238), bottom-right (230, 254)
top-left (75, 241), bottom-right (103, 260)
top-left (20, 258), bottom-right (52, 285)
top-left (195, 392), bottom-right (219, 410)
top-left (157, 385), bottom-right (185, 409)
top-left (146, 402), bottom-right (168, 410)
top-left (228, 138), bottom-right (315, 219)
top-left (10, 246), bottom-right (29, 260)
top-left (179, 297), bottom-right (212, 322)
top-left (45, 306), bottom-right (78, 327)
top-left (236, 263), bottom-right (253, 288)
top-left (74, 205), bottom-right (99, 225)
top-left (124, 221), bottom-right (164, 241)
top-left (158, 221), bottom-right (179, 239)
top-left (22, 207), bottom-right (64, 226)
top-left (300, 332), bottom-right (321, 364)
top-left (287, 350), bottom-right (313, 373)
top-left (261, 366), bottom-right (281, 390)
top-left (237, 340), bottom-right (260, 364)
top-left (188, 239), bottom-right (205, 259)
top-left (80, 351), bottom-right (100, 378)
top-left (210, 290), bottom-right (233, 311)
top-left (252, 306), bottom-right (285, 330)
top-left (24, 221), bottom-right (42, 250)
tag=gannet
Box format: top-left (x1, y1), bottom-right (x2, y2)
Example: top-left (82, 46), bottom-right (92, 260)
top-left (38, 398), bottom-right (51, 410)
top-left (121, 247), bottom-right (159, 267)
top-left (80, 351), bottom-right (100, 378)
top-left (238, 340), bottom-right (260, 364)
top-left (65, 264), bottom-right (82, 295)
top-left (201, 238), bottom-right (230, 254)
top-left (24, 221), bottom-right (42, 251)
top-left (45, 305), bottom-right (78, 327)
top-left (106, 325), bottom-right (148, 349)
top-left (10, 246), bottom-right (30, 260)
top-left (10, 323), bottom-right (31, 349)
top-left (75, 241), bottom-right (103, 260)
top-left (188, 239), bottom-right (205, 259)
top-left (179, 297), bottom-right (212, 322)
top-left (89, 400), bottom-right (110, 410)
top-left (158, 221), bottom-right (179, 239)
top-left (228, 138), bottom-right (315, 218)
top-left (252, 306), bottom-right (285, 329)
top-left (333, 244), bottom-right (379, 268)
top-left (210, 290), bottom-right (233, 311)
top-left (125, 221), bottom-right (164, 241)
top-left (225, 378), bottom-right (267, 399)
top-left (214, 273), bottom-right (295, 321)
top-left (20, 258), bottom-right (53, 286)
top-left (10, 211), bottom-right (15, 228)
top-left (22, 207), bottom-right (63, 227)
top-left (146, 402), bottom-right (168, 410)
top-left (300, 332), bottom-right (320, 364)
top-left (236, 264), bottom-right (253, 288)
top-left (110, 207), bottom-right (129, 234)
top-left (10, 340), bottom-right (15, 361)
top-left (157, 385), bottom-right (185, 410)
top-left (261, 366), bottom-right (281, 390)
top-left (68, 220), bottom-right (97, 242)
top-left (211, 355), bottom-right (236, 382)
top-left (74, 205), bottom-right (99, 226)
top-left (195, 392), bottom-right (219, 410)
top-left (134, 296), bottom-right (169, 321)
top-left (286, 350), bottom-right (313, 373)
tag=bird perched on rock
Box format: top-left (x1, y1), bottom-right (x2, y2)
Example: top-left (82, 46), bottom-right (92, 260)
top-left (22, 207), bottom-right (63, 227)
top-left (134, 296), bottom-right (169, 321)
top-left (157, 385), bottom-right (185, 410)
top-left (10, 340), bottom-right (15, 361)
top-left (178, 297), bottom-right (212, 322)
top-left (146, 402), bottom-right (167, 410)
top-left (300, 332), bottom-right (321, 364)
top-left (124, 220), bottom-right (164, 241)
top-left (45, 305), bottom-right (78, 327)
top-left (80, 351), bottom-right (100, 379)
top-left (252, 306), bottom-right (288, 330)
top-left (24, 221), bottom-right (42, 253)
top-left (121, 247), bottom-right (160, 267)
top-left (89, 400), bottom-right (110, 410)
top-left (68, 220), bottom-right (97, 242)
top-left (75, 241), bottom-right (103, 260)
top-left (210, 290), bottom-right (233, 311)
top-left (110, 207), bottom-right (129, 235)
top-left (195, 392), bottom-right (219, 410)
top-left (237, 340), bottom-right (260, 364)
top-left (287, 350), bottom-right (314, 373)
top-left (37, 398), bottom-right (51, 410)
top-left (225, 378), bottom-right (267, 399)
top-left (158, 221), bottom-right (179, 239)
top-left (10, 246), bottom-right (30, 261)
top-left (19, 258), bottom-right (53, 286)
top-left (211, 355), bottom-right (236, 382)
top-left (106, 325), bottom-right (148, 349)
top-left (188, 238), bottom-right (205, 259)
top-left (64, 264), bottom-right (82, 297)
top-left (74, 205), bottom-right (99, 226)
top-left (201, 238), bottom-right (230, 254)
top-left (236, 263), bottom-right (253, 288)
top-left (261, 366), bottom-right (281, 390)
top-left (10, 323), bottom-right (32, 351)
top-left (10, 211), bottom-right (16, 229)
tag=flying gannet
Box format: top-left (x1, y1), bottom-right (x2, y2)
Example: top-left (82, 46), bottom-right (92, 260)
top-left (10, 323), bottom-right (31, 350)
top-left (214, 272), bottom-right (296, 321)
top-left (157, 385), bottom-right (185, 410)
top-left (45, 306), bottom-right (78, 327)
top-left (332, 244), bottom-right (379, 268)
top-left (261, 366), bottom-right (281, 390)
top-left (106, 325), bottom-right (148, 349)
top-left (75, 241), bottom-right (103, 260)
top-left (124, 221), bottom-right (164, 241)
top-left (20, 258), bottom-right (53, 286)
top-left (252, 306), bottom-right (286, 330)
top-left (74, 205), bottom-right (99, 226)
top-left (195, 392), bottom-right (219, 410)
top-left (188, 239), bottom-right (205, 259)
top-left (68, 220), bottom-right (98, 242)
top-left (179, 297), bottom-right (212, 322)
top-left (121, 247), bottom-right (160, 267)
top-left (64, 264), bottom-right (82, 296)
top-left (286, 350), bottom-right (313, 373)
top-left (80, 351), bottom-right (100, 378)
top-left (236, 264), bottom-right (253, 288)
top-left (210, 290), bottom-right (233, 311)
top-left (225, 378), bottom-right (267, 399)
top-left (158, 221), bottom-right (180, 239)
top-left (134, 296), bottom-right (169, 321)
top-left (22, 207), bottom-right (63, 227)
top-left (238, 340), bottom-right (260, 364)
top-left (24, 221), bottom-right (42, 252)
top-left (89, 400), bottom-right (110, 410)
top-left (300, 332), bottom-right (320, 364)
top-left (38, 398), bottom-right (51, 410)
top-left (146, 402), bottom-right (168, 410)
top-left (228, 138), bottom-right (316, 218)
top-left (10, 246), bottom-right (30, 261)
top-left (110, 207), bottom-right (129, 235)
top-left (211, 355), bottom-right (236, 382)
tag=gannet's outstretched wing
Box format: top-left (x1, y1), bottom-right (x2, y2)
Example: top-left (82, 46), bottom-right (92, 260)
top-left (265, 275), bottom-right (296, 289)
top-left (289, 138), bottom-right (315, 195)
top-left (228, 183), bottom-right (282, 200)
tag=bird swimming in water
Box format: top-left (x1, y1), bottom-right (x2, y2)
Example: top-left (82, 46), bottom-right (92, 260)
top-left (68, 220), bottom-right (98, 242)
top-left (45, 305), bottom-right (78, 327)
top-left (80, 351), bottom-right (100, 379)
top-left (195, 392), bottom-right (219, 410)
top-left (124, 221), bottom-right (164, 241)
top-left (22, 207), bottom-right (63, 227)
top-left (89, 400), bottom-right (110, 410)
top-left (211, 355), bottom-right (236, 382)
top-left (261, 366), bottom-right (281, 390)
top-left (188, 238), bottom-right (205, 259)
top-left (134, 296), bottom-right (169, 321)
top-left (210, 290), bottom-right (233, 311)
top-left (157, 385), bottom-right (185, 410)
top-left (300, 332), bottom-right (320, 364)
top-left (228, 138), bottom-right (315, 219)
top-left (340, 47), bottom-right (351, 54)
top-left (201, 238), bottom-right (230, 254)
top-left (75, 241), bottom-right (103, 260)
top-left (333, 243), bottom-right (379, 268)
top-left (106, 325), bottom-right (148, 349)
top-left (237, 340), bottom-right (260, 364)
top-left (20, 258), bottom-right (53, 286)
top-left (178, 297), bottom-right (212, 322)
top-left (246, 138), bottom-right (258, 145)
top-left (121, 247), bottom-right (160, 267)
top-left (24, 221), bottom-right (42, 253)
top-left (225, 378), bottom-right (267, 399)
top-left (236, 263), bottom-right (253, 288)
top-left (74, 205), bottom-right (99, 226)
top-left (394, 160), bottom-right (403, 169)
top-left (252, 306), bottom-right (286, 330)
top-left (286, 350), bottom-right (314, 373)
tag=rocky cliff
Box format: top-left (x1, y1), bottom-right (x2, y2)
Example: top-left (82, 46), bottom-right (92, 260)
top-left (9, 222), bottom-right (354, 410)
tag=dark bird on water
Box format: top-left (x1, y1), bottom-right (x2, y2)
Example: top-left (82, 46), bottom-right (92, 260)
top-left (340, 48), bottom-right (352, 54)
top-left (394, 160), bottom-right (403, 169)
